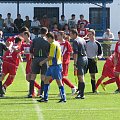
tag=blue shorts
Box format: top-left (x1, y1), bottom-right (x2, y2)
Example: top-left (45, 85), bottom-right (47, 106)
top-left (46, 64), bottom-right (62, 80)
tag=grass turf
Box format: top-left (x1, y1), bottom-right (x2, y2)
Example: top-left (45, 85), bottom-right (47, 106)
top-left (0, 60), bottom-right (120, 120)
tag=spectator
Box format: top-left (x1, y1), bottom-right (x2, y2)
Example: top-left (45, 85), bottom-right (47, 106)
top-left (59, 15), bottom-right (67, 30)
top-left (68, 14), bottom-right (77, 30)
top-left (77, 14), bottom-right (89, 27)
top-left (14, 14), bottom-right (24, 33)
top-left (40, 15), bottom-right (50, 28)
top-left (50, 16), bottom-right (58, 30)
top-left (102, 28), bottom-right (114, 58)
top-left (4, 13), bottom-right (14, 33)
top-left (51, 23), bottom-right (59, 40)
top-left (63, 24), bottom-right (70, 35)
top-left (77, 22), bottom-right (88, 39)
top-left (0, 14), bottom-right (4, 31)
top-left (24, 16), bottom-right (31, 30)
top-left (31, 16), bottom-right (40, 29)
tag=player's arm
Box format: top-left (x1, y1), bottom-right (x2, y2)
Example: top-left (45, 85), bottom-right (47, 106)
top-left (39, 43), bottom-right (55, 66)
top-left (72, 41), bottom-right (78, 69)
top-left (18, 54), bottom-right (23, 62)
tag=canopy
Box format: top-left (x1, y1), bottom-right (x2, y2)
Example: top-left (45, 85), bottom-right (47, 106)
top-left (0, 0), bottom-right (113, 4)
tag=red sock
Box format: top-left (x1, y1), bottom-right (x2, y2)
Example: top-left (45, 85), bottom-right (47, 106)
top-left (62, 78), bottom-right (75, 88)
top-left (34, 81), bottom-right (41, 89)
top-left (103, 77), bottom-right (116, 85)
top-left (3, 75), bottom-right (14, 88)
top-left (115, 77), bottom-right (120, 90)
top-left (96, 78), bottom-right (103, 90)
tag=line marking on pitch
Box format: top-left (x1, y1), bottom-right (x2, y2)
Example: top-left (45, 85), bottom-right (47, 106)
top-left (20, 63), bottom-right (44, 120)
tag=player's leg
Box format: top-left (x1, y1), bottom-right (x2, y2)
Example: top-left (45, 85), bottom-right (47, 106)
top-left (28, 73), bottom-right (36, 98)
top-left (114, 72), bottom-right (120, 93)
top-left (96, 75), bottom-right (106, 90)
top-left (40, 63), bottom-right (48, 97)
top-left (75, 56), bottom-right (88, 99)
top-left (2, 74), bottom-right (15, 91)
top-left (102, 77), bottom-right (116, 86)
top-left (62, 64), bottom-right (76, 95)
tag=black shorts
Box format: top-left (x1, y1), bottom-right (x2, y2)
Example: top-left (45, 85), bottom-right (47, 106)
top-left (86, 58), bottom-right (98, 73)
top-left (77, 56), bottom-right (88, 75)
top-left (31, 57), bottom-right (48, 74)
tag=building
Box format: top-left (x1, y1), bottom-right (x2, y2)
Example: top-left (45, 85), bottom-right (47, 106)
top-left (0, 0), bottom-right (119, 38)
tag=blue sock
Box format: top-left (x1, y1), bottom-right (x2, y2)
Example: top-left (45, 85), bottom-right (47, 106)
top-left (44, 84), bottom-right (49, 100)
top-left (59, 86), bottom-right (66, 101)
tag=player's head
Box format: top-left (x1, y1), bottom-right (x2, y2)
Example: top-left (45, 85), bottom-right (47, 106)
top-left (46, 32), bottom-right (55, 43)
top-left (40, 27), bottom-right (48, 35)
top-left (57, 31), bottom-right (65, 40)
top-left (20, 27), bottom-right (29, 34)
top-left (70, 29), bottom-right (78, 39)
top-left (23, 31), bottom-right (30, 40)
top-left (15, 37), bottom-right (22, 45)
top-left (88, 29), bottom-right (95, 39)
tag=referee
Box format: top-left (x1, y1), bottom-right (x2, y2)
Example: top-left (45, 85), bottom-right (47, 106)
top-left (86, 29), bottom-right (102, 93)
top-left (28, 27), bottom-right (50, 98)
top-left (70, 29), bottom-right (88, 99)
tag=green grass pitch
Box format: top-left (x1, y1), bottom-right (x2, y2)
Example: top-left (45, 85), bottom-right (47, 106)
top-left (0, 60), bottom-right (120, 120)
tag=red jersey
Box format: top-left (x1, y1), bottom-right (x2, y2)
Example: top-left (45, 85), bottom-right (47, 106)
top-left (77, 20), bottom-right (89, 27)
top-left (3, 46), bottom-right (21, 66)
top-left (77, 28), bottom-right (88, 37)
top-left (6, 35), bottom-right (24, 49)
top-left (115, 41), bottom-right (120, 63)
top-left (104, 54), bottom-right (114, 68)
top-left (102, 54), bottom-right (114, 78)
top-left (59, 40), bottom-right (72, 64)
top-left (21, 40), bottom-right (32, 62)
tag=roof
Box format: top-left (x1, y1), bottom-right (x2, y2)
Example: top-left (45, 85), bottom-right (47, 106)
top-left (0, 0), bottom-right (113, 4)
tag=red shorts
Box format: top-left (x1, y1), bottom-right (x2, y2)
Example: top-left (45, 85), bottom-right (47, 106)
top-left (102, 65), bottom-right (114, 78)
top-left (115, 62), bottom-right (120, 73)
top-left (2, 61), bottom-right (17, 75)
top-left (26, 61), bottom-right (31, 74)
top-left (62, 64), bottom-right (69, 76)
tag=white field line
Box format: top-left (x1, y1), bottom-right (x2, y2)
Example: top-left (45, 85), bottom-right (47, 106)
top-left (42, 107), bottom-right (120, 111)
top-left (20, 63), bottom-right (44, 120)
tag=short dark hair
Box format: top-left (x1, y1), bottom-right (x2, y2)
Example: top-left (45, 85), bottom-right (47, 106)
top-left (20, 27), bottom-right (29, 33)
top-left (15, 37), bottom-right (22, 44)
top-left (71, 14), bottom-right (75, 17)
top-left (7, 13), bottom-right (11, 16)
top-left (40, 27), bottom-right (48, 35)
top-left (61, 15), bottom-right (65, 18)
top-left (24, 31), bottom-right (30, 37)
top-left (70, 29), bottom-right (78, 35)
top-left (118, 31), bottom-right (120, 34)
top-left (46, 32), bottom-right (55, 39)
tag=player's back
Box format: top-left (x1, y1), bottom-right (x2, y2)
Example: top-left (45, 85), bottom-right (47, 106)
top-left (31, 37), bottom-right (50, 58)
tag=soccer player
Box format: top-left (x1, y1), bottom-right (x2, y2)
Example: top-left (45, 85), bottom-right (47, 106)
top-left (49, 31), bottom-right (76, 95)
top-left (95, 54), bottom-right (115, 91)
top-left (0, 37), bottom-right (22, 96)
top-left (70, 29), bottom-right (88, 99)
top-left (0, 38), bottom-right (8, 97)
top-left (37, 32), bottom-right (66, 103)
top-left (28, 27), bottom-right (50, 98)
top-left (86, 29), bottom-right (102, 93)
top-left (57, 31), bottom-right (76, 94)
top-left (6, 26), bottom-right (29, 48)
top-left (113, 31), bottom-right (120, 93)
top-left (21, 31), bottom-right (41, 96)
